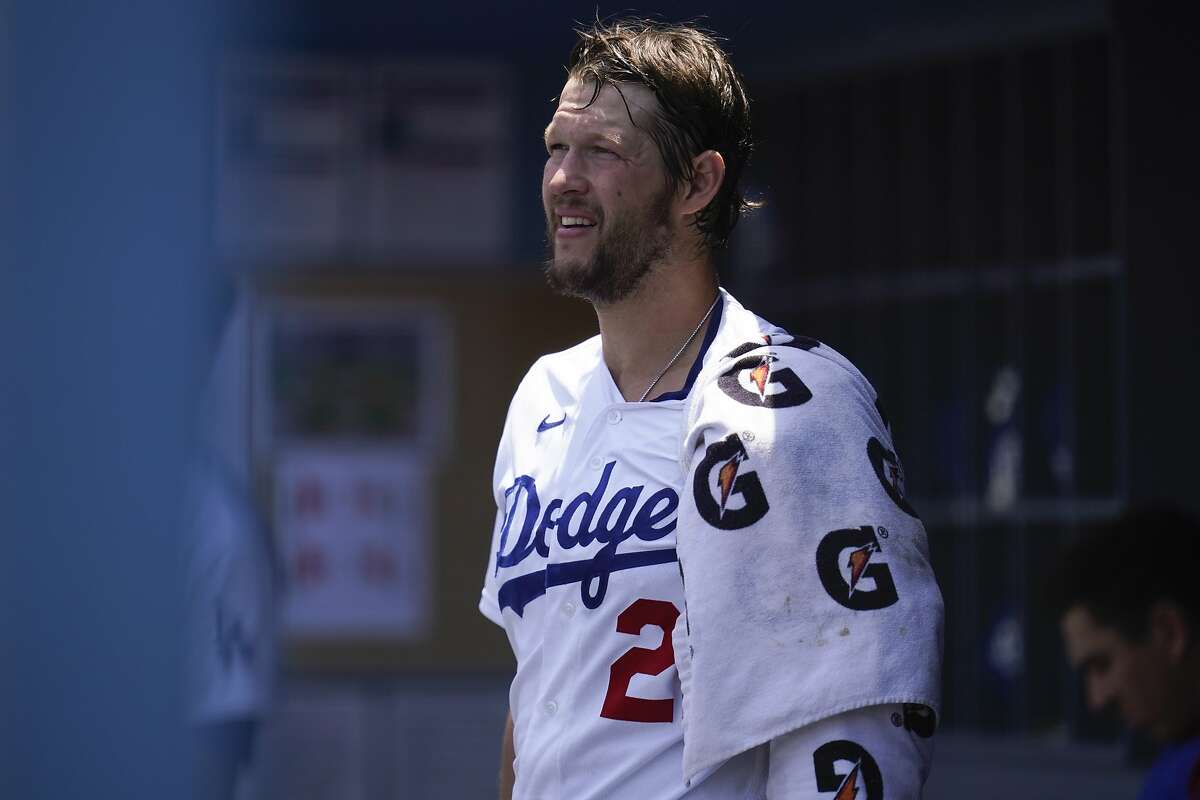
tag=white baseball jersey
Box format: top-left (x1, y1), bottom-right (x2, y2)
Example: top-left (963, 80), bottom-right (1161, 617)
top-left (184, 449), bottom-right (277, 724)
top-left (481, 289), bottom-right (939, 799)
top-left (186, 291), bottom-right (277, 725)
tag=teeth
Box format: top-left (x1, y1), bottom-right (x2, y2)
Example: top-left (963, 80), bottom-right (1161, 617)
top-left (561, 216), bottom-right (595, 228)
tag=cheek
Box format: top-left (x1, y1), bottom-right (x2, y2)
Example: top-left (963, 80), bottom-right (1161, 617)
top-left (1118, 653), bottom-right (1171, 716)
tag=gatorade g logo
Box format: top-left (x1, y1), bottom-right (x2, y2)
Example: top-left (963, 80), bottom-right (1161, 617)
top-left (813, 740), bottom-right (884, 800)
top-left (902, 703), bottom-right (936, 738)
top-left (816, 525), bottom-right (899, 611)
top-left (718, 354), bottom-right (813, 409)
top-left (868, 437), bottom-right (919, 519)
top-left (693, 433), bottom-right (769, 530)
top-left (724, 334), bottom-right (820, 360)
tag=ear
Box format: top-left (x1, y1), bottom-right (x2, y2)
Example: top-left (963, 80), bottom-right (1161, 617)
top-left (678, 149), bottom-right (726, 218)
top-left (1148, 601), bottom-right (1192, 663)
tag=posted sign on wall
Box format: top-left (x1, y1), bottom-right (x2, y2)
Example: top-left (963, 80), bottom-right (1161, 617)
top-left (274, 446), bottom-right (431, 640)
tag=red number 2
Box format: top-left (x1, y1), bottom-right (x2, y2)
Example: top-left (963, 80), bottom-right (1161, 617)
top-left (600, 598), bottom-right (681, 723)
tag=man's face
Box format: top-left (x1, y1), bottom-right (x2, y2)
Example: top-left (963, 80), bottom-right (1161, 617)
top-left (541, 77), bottom-right (676, 305)
top-left (1061, 605), bottom-right (1182, 742)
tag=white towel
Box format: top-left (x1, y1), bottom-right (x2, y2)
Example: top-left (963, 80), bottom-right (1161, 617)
top-left (673, 303), bottom-right (943, 785)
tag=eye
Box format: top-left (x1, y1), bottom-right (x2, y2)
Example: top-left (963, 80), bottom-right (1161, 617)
top-left (592, 146), bottom-right (617, 157)
top-left (547, 143), bottom-right (567, 154)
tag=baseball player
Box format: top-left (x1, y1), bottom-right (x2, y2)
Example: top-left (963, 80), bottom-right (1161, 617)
top-left (480, 19), bottom-right (942, 799)
top-left (1049, 508), bottom-right (1200, 800)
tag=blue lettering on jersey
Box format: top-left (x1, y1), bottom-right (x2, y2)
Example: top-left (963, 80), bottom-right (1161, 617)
top-left (494, 461), bottom-right (678, 616)
top-left (215, 605), bottom-right (255, 670)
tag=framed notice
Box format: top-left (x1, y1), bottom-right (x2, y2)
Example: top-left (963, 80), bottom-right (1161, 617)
top-left (252, 299), bottom-right (451, 641)
top-left (253, 299), bottom-right (452, 457)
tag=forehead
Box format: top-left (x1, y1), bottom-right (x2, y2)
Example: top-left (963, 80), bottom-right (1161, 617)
top-left (545, 77), bottom-right (658, 142)
top-left (1061, 606), bottom-right (1124, 664)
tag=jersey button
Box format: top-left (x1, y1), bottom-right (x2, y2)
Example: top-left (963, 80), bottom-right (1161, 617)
top-left (562, 601), bottom-right (576, 618)
top-left (606, 409), bottom-right (622, 425)
top-left (544, 700), bottom-right (558, 716)
top-left (588, 456), bottom-right (603, 470)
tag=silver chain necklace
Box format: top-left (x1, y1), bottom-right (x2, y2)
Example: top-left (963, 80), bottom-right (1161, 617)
top-left (637, 294), bottom-right (721, 403)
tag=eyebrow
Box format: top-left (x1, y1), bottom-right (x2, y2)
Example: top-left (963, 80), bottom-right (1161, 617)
top-left (542, 124), bottom-right (627, 148)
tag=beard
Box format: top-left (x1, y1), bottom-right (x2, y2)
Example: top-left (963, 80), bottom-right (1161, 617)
top-left (543, 187), bottom-right (673, 305)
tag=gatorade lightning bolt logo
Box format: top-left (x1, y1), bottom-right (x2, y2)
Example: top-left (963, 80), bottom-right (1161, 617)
top-left (816, 526), bottom-right (899, 611)
top-left (812, 740), bottom-right (883, 800)
top-left (717, 349), bottom-right (813, 409)
top-left (847, 545), bottom-right (874, 597)
top-left (834, 760), bottom-right (863, 800)
top-left (717, 450), bottom-right (744, 517)
top-left (693, 433), bottom-right (769, 530)
top-left (750, 357), bottom-right (771, 400)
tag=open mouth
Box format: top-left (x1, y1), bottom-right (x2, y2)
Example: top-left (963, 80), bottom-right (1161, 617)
top-left (553, 209), bottom-right (598, 236)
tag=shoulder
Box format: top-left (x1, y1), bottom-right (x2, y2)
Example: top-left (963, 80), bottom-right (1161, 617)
top-left (695, 323), bottom-right (883, 428)
top-left (699, 290), bottom-right (879, 410)
top-left (1140, 737), bottom-right (1200, 800)
top-left (493, 333), bottom-right (603, 479)
top-left (512, 334), bottom-right (602, 401)
top-left (684, 302), bottom-right (897, 491)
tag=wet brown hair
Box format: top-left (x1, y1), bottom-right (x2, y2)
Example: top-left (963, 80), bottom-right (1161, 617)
top-left (565, 18), bottom-right (759, 251)
top-left (1044, 506), bottom-right (1200, 641)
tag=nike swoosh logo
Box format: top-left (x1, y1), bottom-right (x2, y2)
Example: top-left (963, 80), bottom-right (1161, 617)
top-left (537, 414), bottom-right (566, 433)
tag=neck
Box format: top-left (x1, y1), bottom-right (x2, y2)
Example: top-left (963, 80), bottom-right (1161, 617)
top-left (596, 259), bottom-right (720, 402)
top-left (1173, 650), bottom-right (1200, 742)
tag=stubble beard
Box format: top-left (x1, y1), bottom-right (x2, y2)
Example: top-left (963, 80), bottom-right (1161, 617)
top-left (543, 189), bottom-right (673, 306)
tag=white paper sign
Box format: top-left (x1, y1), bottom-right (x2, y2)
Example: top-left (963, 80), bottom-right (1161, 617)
top-left (274, 446), bottom-right (430, 639)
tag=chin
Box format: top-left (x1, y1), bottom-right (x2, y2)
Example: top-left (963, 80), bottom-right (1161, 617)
top-left (547, 257), bottom-right (585, 282)
top-left (543, 258), bottom-right (597, 299)
top-left (1145, 724), bottom-right (1172, 744)
top-left (1150, 719), bottom-right (1194, 744)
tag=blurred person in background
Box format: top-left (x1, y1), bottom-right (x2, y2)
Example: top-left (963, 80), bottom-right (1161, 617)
top-left (185, 291), bottom-right (279, 800)
top-left (480, 18), bottom-right (942, 800)
top-left (1049, 507), bottom-right (1200, 800)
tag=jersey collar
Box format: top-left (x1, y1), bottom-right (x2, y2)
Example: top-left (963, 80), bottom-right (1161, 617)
top-left (645, 289), bottom-right (726, 403)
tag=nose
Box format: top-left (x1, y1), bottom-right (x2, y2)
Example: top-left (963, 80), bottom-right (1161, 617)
top-left (546, 150), bottom-right (587, 196)
top-left (1086, 674), bottom-right (1115, 713)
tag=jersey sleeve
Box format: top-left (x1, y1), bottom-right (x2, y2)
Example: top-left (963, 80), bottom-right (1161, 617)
top-left (479, 504), bottom-right (508, 627)
top-left (672, 337), bottom-right (943, 784)
top-left (479, 373), bottom-right (525, 628)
